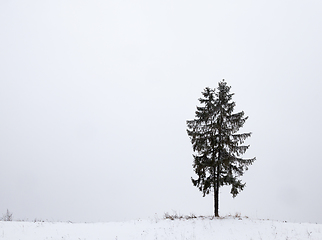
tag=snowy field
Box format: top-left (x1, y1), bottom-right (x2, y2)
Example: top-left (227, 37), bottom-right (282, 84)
top-left (0, 217), bottom-right (321, 240)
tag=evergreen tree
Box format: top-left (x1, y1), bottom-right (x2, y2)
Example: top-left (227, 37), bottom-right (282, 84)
top-left (186, 80), bottom-right (256, 217)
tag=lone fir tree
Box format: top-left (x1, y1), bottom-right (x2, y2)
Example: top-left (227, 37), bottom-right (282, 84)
top-left (187, 80), bottom-right (256, 217)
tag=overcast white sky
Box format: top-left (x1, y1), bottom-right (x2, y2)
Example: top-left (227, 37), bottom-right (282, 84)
top-left (1, 0), bottom-right (322, 223)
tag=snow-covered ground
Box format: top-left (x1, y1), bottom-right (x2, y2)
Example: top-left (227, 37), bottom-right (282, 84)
top-left (0, 217), bottom-right (321, 240)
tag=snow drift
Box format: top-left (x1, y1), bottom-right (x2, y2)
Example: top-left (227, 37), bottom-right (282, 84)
top-left (0, 217), bottom-right (321, 240)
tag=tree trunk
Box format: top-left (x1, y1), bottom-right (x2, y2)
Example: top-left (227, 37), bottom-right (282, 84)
top-left (214, 164), bottom-right (219, 217)
top-left (214, 187), bottom-right (219, 217)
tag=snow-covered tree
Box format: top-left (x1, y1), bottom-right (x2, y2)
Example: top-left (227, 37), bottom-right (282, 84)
top-left (187, 80), bottom-right (256, 217)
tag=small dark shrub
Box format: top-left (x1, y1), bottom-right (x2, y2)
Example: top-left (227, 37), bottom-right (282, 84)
top-left (2, 209), bottom-right (13, 221)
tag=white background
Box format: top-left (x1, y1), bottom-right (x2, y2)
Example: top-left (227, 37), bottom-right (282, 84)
top-left (0, 0), bottom-right (321, 223)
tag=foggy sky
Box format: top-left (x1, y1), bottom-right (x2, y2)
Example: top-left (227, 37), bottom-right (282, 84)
top-left (1, 0), bottom-right (322, 223)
